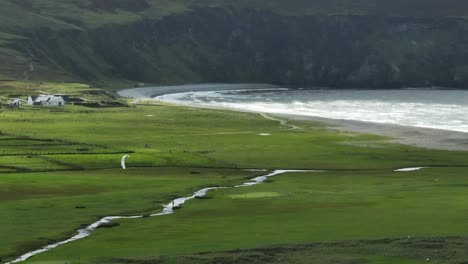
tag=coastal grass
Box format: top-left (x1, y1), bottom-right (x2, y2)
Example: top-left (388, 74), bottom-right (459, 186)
top-left (0, 167), bottom-right (255, 261)
top-left (0, 104), bottom-right (468, 171)
top-left (0, 155), bottom-right (68, 172)
top-left (27, 168), bottom-right (468, 263)
top-left (1, 103), bottom-right (468, 262)
top-left (0, 81), bottom-right (112, 102)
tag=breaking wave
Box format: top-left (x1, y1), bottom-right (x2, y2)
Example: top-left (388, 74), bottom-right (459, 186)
top-left (157, 88), bottom-right (468, 133)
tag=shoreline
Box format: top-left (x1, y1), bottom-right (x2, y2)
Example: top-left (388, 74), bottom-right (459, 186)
top-left (120, 85), bottom-right (468, 152)
top-left (156, 100), bottom-right (468, 152)
top-left (118, 83), bottom-right (278, 98)
top-left (277, 114), bottom-right (468, 152)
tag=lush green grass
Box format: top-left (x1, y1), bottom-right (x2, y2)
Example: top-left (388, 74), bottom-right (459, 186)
top-left (1, 103), bottom-right (468, 263)
top-left (0, 136), bottom-right (115, 156)
top-left (0, 81), bottom-right (114, 102)
top-left (2, 0), bottom-right (468, 33)
top-left (0, 155), bottom-right (68, 172)
top-left (148, 236), bottom-right (468, 264)
top-left (0, 167), bottom-right (255, 261)
top-left (1, 104), bottom-right (468, 172)
top-left (26, 168), bottom-right (468, 263)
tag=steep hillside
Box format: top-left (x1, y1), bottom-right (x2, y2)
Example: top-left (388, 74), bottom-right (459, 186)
top-left (2, 0), bottom-right (468, 88)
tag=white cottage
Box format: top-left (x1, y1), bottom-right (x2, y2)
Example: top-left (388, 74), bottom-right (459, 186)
top-left (28, 95), bottom-right (65, 106)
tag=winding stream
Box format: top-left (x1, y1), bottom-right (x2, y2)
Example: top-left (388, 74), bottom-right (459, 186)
top-left (394, 167), bottom-right (426, 172)
top-left (5, 167), bottom-right (427, 263)
top-left (5, 169), bottom-right (315, 263)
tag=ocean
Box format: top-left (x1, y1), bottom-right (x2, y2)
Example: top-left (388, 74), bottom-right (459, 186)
top-left (157, 88), bottom-right (468, 133)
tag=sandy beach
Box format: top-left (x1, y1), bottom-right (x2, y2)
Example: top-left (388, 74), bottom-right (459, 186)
top-left (118, 84), bottom-right (278, 98)
top-left (120, 85), bottom-right (468, 152)
top-left (154, 100), bottom-right (468, 152)
top-left (278, 114), bottom-right (468, 152)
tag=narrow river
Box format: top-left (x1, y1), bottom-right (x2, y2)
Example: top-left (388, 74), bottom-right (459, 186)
top-left (5, 166), bottom-right (427, 263)
top-left (5, 169), bottom-right (316, 263)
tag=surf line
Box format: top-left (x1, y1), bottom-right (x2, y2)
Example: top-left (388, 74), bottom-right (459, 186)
top-left (5, 169), bottom-right (319, 264)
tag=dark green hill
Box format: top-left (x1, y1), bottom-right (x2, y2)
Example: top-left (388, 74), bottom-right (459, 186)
top-left (2, 0), bottom-right (468, 88)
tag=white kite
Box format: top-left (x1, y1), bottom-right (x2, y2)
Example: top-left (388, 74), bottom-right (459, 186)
top-left (121, 155), bottom-right (131, 170)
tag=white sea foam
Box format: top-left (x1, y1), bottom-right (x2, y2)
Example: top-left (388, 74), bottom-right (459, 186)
top-left (157, 89), bottom-right (468, 133)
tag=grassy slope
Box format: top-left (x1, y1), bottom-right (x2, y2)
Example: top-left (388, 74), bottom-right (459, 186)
top-left (1, 0), bottom-right (467, 84)
top-left (0, 81), bottom-right (117, 108)
top-left (0, 81), bottom-right (106, 97)
top-left (223, 0), bottom-right (468, 17)
top-left (28, 168), bottom-right (468, 263)
top-left (3, 0), bottom-right (468, 32)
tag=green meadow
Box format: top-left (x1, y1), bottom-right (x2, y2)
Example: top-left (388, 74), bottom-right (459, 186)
top-left (0, 90), bottom-right (468, 263)
top-left (0, 168), bottom-right (255, 261)
top-left (25, 168), bottom-right (468, 264)
top-left (1, 103), bottom-right (467, 171)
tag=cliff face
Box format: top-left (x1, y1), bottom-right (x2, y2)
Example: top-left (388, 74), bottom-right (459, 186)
top-left (6, 6), bottom-right (468, 88)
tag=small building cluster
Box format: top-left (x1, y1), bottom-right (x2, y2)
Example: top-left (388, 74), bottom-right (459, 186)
top-left (27, 95), bottom-right (67, 106)
top-left (8, 99), bottom-right (22, 108)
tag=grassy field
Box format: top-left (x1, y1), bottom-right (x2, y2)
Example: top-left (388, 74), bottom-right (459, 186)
top-left (24, 168), bottom-right (468, 263)
top-left (1, 103), bottom-right (467, 172)
top-left (0, 167), bottom-right (257, 261)
top-left (148, 236), bottom-right (468, 264)
top-left (1, 99), bottom-right (468, 263)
